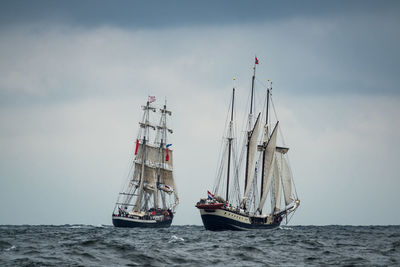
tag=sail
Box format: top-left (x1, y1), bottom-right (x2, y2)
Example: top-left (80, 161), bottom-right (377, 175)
top-left (159, 161), bottom-right (178, 207)
top-left (136, 144), bottom-right (159, 166)
top-left (243, 113), bottom-right (261, 201)
top-left (133, 163), bottom-right (157, 185)
top-left (133, 144), bottom-right (168, 210)
top-left (273, 156), bottom-right (282, 212)
top-left (280, 153), bottom-right (294, 206)
top-left (133, 154), bottom-right (174, 188)
top-left (258, 122), bottom-right (279, 212)
top-left (159, 169), bottom-right (174, 188)
top-left (135, 143), bottom-right (173, 170)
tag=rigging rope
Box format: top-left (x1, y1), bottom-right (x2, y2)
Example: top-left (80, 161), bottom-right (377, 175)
top-left (213, 93), bottom-right (234, 194)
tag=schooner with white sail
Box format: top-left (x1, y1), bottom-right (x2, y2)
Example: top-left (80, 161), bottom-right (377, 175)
top-left (196, 58), bottom-right (300, 230)
top-left (112, 96), bottom-right (179, 228)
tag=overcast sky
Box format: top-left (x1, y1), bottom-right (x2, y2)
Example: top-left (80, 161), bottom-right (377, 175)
top-left (1, 0), bottom-right (399, 226)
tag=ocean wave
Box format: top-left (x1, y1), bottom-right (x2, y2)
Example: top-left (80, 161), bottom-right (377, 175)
top-left (0, 225), bottom-right (399, 266)
top-left (4, 245), bottom-right (16, 251)
top-left (168, 235), bottom-right (185, 243)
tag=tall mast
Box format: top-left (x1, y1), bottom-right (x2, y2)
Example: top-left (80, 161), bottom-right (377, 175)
top-left (244, 58), bottom-right (257, 194)
top-left (250, 62), bottom-right (256, 116)
top-left (155, 103), bottom-right (168, 210)
top-left (135, 100), bottom-right (150, 211)
top-left (156, 100), bottom-right (177, 211)
top-left (260, 81), bottom-right (271, 211)
top-left (226, 88), bottom-right (235, 201)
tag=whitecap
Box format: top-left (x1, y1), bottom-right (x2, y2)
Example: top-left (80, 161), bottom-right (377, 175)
top-left (5, 245), bottom-right (16, 251)
top-left (168, 235), bottom-right (184, 243)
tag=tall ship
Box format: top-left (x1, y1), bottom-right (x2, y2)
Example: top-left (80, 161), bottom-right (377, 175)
top-left (112, 96), bottom-right (179, 228)
top-left (196, 58), bottom-right (300, 231)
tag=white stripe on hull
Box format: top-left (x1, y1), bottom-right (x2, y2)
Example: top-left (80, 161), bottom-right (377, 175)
top-left (198, 208), bottom-right (281, 231)
top-left (113, 216), bottom-right (157, 224)
top-left (200, 208), bottom-right (252, 224)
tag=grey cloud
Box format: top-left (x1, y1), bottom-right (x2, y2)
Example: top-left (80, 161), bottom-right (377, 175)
top-left (1, 3), bottom-right (400, 225)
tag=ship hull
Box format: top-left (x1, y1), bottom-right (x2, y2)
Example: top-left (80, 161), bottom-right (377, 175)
top-left (199, 208), bottom-right (280, 231)
top-left (112, 216), bottom-right (172, 228)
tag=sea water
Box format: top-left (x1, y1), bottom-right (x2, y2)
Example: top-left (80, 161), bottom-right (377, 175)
top-left (0, 225), bottom-right (399, 266)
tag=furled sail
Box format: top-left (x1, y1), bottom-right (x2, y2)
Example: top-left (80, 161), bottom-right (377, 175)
top-left (257, 122), bottom-right (279, 212)
top-left (242, 113), bottom-right (261, 202)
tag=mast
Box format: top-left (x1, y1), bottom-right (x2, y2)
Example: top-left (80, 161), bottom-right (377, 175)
top-left (154, 141), bottom-right (160, 210)
top-left (250, 65), bottom-right (255, 116)
top-left (135, 101), bottom-right (150, 211)
top-left (226, 88), bottom-right (235, 201)
top-left (155, 103), bottom-right (168, 210)
top-left (157, 100), bottom-right (178, 211)
top-left (244, 58), bottom-right (257, 194)
top-left (260, 82), bottom-right (271, 210)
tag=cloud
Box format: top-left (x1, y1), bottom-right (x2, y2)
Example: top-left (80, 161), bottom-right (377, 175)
top-left (1, 10), bottom-right (399, 107)
top-left (0, 10), bottom-right (399, 225)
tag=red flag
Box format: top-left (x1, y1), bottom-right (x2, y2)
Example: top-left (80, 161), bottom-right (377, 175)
top-left (165, 148), bottom-right (169, 161)
top-left (148, 96), bottom-right (156, 103)
top-left (255, 56), bottom-right (259, 65)
top-left (134, 139), bottom-right (139, 155)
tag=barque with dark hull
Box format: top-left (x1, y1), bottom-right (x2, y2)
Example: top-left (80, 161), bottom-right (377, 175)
top-left (112, 97), bottom-right (179, 228)
top-left (196, 57), bottom-right (300, 231)
top-left (112, 213), bottom-right (173, 228)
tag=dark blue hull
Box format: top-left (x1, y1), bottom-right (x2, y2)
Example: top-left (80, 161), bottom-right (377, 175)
top-left (200, 214), bottom-right (281, 231)
top-left (112, 216), bottom-right (172, 228)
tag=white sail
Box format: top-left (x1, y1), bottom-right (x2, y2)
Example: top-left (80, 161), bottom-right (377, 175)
top-left (133, 163), bottom-right (157, 184)
top-left (136, 144), bottom-right (160, 166)
top-left (280, 154), bottom-right (294, 206)
top-left (273, 156), bottom-right (282, 212)
top-left (242, 113), bottom-right (261, 202)
top-left (159, 169), bottom-right (174, 188)
top-left (257, 122), bottom-right (279, 212)
top-left (146, 145), bottom-right (160, 165)
top-left (132, 155), bottom-right (174, 188)
top-left (135, 143), bottom-right (173, 169)
top-left (134, 144), bottom-right (151, 210)
top-left (159, 165), bottom-right (179, 208)
top-left (133, 142), bottom-right (174, 210)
